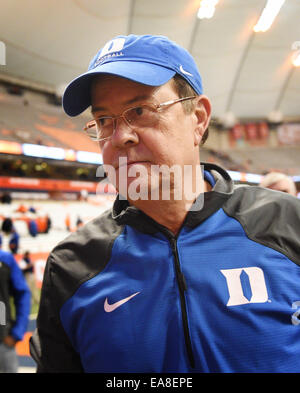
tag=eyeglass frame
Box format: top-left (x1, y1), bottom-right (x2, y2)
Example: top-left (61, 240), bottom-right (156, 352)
top-left (84, 95), bottom-right (197, 142)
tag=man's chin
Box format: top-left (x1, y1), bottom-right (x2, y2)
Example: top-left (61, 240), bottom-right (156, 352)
top-left (116, 177), bottom-right (153, 202)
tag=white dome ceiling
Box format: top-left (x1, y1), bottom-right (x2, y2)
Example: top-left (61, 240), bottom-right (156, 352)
top-left (0, 0), bottom-right (299, 121)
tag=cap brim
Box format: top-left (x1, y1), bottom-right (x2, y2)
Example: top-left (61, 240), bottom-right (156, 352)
top-left (63, 61), bottom-right (176, 116)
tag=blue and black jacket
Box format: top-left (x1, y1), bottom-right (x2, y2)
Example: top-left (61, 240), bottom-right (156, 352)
top-left (0, 250), bottom-right (31, 342)
top-left (30, 163), bottom-right (300, 373)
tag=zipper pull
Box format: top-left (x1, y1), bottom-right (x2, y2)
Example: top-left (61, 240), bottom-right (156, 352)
top-left (170, 238), bottom-right (187, 292)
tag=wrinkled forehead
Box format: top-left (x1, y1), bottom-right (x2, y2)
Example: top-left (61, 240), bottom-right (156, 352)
top-left (90, 74), bottom-right (176, 111)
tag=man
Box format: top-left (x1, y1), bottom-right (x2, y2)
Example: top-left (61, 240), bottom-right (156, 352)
top-left (30, 34), bottom-right (300, 373)
top-left (0, 248), bottom-right (31, 373)
top-left (20, 251), bottom-right (40, 306)
top-left (1, 218), bottom-right (20, 254)
top-left (259, 171), bottom-right (298, 196)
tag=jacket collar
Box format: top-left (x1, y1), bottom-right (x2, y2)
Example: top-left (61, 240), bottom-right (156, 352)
top-left (112, 162), bottom-right (234, 235)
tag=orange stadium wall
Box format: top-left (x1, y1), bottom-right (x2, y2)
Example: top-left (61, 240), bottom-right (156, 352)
top-left (0, 175), bottom-right (116, 194)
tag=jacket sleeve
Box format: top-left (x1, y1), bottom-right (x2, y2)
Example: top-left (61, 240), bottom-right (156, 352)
top-left (9, 254), bottom-right (31, 341)
top-left (223, 185), bottom-right (300, 266)
top-left (29, 255), bottom-right (84, 373)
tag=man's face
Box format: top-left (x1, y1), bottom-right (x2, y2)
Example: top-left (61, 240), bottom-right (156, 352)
top-left (91, 75), bottom-right (209, 202)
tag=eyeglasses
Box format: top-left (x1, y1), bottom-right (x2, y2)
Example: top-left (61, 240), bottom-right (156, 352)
top-left (84, 96), bottom-right (196, 142)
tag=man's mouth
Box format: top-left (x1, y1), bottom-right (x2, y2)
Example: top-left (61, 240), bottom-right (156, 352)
top-left (116, 159), bottom-right (149, 170)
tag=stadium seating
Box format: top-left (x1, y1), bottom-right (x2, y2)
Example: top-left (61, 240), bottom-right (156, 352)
top-left (0, 84), bottom-right (97, 152)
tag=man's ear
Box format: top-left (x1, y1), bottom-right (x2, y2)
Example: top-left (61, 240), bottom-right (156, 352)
top-left (193, 95), bottom-right (211, 146)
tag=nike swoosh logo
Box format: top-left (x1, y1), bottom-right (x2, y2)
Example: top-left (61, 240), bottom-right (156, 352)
top-left (179, 65), bottom-right (193, 76)
top-left (104, 292), bottom-right (140, 312)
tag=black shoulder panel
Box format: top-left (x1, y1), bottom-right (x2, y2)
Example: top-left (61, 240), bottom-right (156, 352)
top-left (49, 208), bottom-right (124, 306)
top-left (223, 185), bottom-right (300, 266)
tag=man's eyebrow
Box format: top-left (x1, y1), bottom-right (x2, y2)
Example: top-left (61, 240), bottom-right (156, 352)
top-left (91, 94), bottom-right (152, 114)
top-left (125, 94), bottom-right (151, 105)
top-left (91, 106), bottom-right (106, 114)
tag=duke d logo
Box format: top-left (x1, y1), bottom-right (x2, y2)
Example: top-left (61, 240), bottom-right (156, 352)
top-left (221, 267), bottom-right (269, 306)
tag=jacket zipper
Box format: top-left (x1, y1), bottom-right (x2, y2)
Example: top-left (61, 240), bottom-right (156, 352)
top-left (170, 237), bottom-right (195, 369)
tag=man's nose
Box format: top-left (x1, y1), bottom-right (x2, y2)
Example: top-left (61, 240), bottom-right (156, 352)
top-left (110, 116), bottom-right (139, 147)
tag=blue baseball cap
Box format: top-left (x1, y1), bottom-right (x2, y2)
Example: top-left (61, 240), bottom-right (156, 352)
top-left (63, 34), bottom-right (203, 116)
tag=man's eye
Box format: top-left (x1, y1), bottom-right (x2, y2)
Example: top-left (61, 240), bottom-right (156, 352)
top-left (98, 117), bottom-right (108, 126)
top-left (134, 107), bottom-right (144, 116)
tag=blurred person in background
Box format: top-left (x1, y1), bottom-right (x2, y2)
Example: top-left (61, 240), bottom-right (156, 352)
top-left (21, 251), bottom-right (40, 306)
top-left (0, 249), bottom-right (31, 373)
top-left (8, 227), bottom-right (20, 255)
top-left (1, 218), bottom-right (20, 255)
top-left (259, 172), bottom-right (297, 196)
